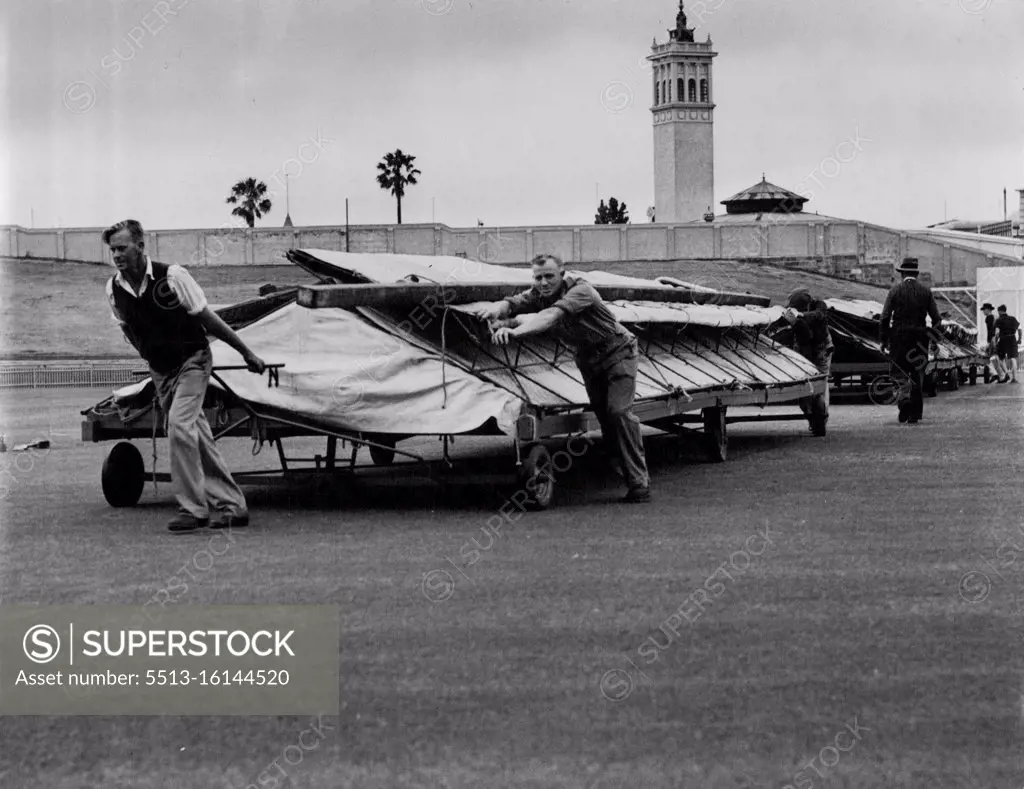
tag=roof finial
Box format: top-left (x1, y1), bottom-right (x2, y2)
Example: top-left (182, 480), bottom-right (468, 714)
top-left (670, 0), bottom-right (695, 42)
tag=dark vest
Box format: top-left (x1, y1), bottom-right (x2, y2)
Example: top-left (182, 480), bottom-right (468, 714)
top-left (111, 261), bottom-right (208, 374)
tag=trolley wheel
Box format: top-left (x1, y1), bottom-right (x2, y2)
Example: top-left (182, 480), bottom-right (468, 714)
top-left (367, 435), bottom-right (397, 466)
top-left (518, 444), bottom-right (555, 510)
top-left (984, 366), bottom-right (992, 384)
top-left (702, 404), bottom-right (727, 463)
top-left (101, 441), bottom-right (145, 507)
top-left (969, 365), bottom-right (978, 386)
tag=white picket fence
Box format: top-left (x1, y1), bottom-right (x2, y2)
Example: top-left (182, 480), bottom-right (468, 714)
top-left (0, 364), bottom-right (138, 389)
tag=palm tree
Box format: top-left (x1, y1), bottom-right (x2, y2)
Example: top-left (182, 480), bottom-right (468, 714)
top-left (375, 149), bottom-right (421, 224)
top-left (226, 178), bottom-right (272, 227)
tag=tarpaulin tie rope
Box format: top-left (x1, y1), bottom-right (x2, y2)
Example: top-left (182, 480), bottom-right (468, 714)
top-left (441, 306), bottom-right (451, 409)
top-left (151, 395), bottom-right (161, 496)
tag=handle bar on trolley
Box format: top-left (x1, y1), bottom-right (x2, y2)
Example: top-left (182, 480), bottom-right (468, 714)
top-left (132, 363), bottom-right (285, 387)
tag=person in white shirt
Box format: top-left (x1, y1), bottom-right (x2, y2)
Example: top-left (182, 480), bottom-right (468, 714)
top-left (103, 219), bottom-right (265, 533)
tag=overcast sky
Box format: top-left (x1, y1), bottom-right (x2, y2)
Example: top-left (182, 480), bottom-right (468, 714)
top-left (3, 0), bottom-right (1022, 232)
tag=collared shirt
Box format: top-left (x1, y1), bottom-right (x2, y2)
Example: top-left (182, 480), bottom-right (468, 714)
top-left (994, 314), bottom-right (1021, 343)
top-left (879, 276), bottom-right (941, 343)
top-left (504, 274), bottom-right (634, 367)
top-left (106, 256), bottom-right (208, 326)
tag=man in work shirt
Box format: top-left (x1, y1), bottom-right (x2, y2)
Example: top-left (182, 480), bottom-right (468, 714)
top-left (468, 254), bottom-right (651, 503)
top-left (879, 257), bottom-right (942, 424)
top-left (103, 219), bottom-right (266, 532)
top-left (993, 304), bottom-right (1021, 383)
top-left (782, 287), bottom-right (834, 436)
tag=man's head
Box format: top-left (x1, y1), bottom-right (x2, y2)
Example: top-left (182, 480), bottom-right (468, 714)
top-left (897, 257), bottom-right (920, 278)
top-left (787, 288), bottom-right (812, 312)
top-left (998, 305), bottom-right (1007, 314)
top-left (102, 219), bottom-right (146, 274)
top-left (982, 303), bottom-right (994, 314)
top-left (531, 254), bottom-right (565, 299)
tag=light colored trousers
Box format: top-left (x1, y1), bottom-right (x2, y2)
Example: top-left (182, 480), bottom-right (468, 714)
top-left (150, 348), bottom-right (247, 519)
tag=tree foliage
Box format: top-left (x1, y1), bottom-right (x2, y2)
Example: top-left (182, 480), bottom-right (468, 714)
top-left (595, 197), bottom-right (630, 224)
top-left (225, 178), bottom-right (272, 228)
top-left (376, 149), bottom-right (422, 224)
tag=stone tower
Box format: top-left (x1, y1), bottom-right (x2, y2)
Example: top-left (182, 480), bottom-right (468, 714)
top-left (649, 1), bottom-right (717, 223)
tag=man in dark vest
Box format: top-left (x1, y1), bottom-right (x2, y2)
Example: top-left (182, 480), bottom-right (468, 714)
top-left (103, 219), bottom-right (266, 532)
top-left (468, 254), bottom-right (651, 503)
top-left (879, 257), bottom-right (942, 424)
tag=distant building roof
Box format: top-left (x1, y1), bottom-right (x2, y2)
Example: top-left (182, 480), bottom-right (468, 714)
top-left (721, 176), bottom-right (808, 215)
top-left (681, 210), bottom-right (839, 226)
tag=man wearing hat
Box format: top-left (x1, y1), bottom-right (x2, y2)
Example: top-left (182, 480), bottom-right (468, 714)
top-left (993, 304), bottom-right (1021, 383)
top-left (782, 288), bottom-right (834, 436)
top-left (980, 303), bottom-right (1003, 382)
top-left (879, 258), bottom-right (942, 423)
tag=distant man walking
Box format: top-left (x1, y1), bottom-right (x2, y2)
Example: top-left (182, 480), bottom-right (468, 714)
top-left (103, 219), bottom-right (266, 532)
top-left (782, 288), bottom-right (834, 436)
top-left (980, 303), bottom-right (1003, 382)
top-left (468, 254), bottom-right (651, 503)
top-left (993, 304), bottom-right (1021, 383)
top-left (879, 258), bottom-right (942, 424)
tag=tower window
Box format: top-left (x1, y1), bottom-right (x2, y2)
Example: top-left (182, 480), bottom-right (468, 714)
top-left (654, 82), bottom-right (660, 105)
top-left (688, 79), bottom-right (697, 103)
top-left (700, 79), bottom-right (709, 103)
top-left (677, 78), bottom-right (684, 104)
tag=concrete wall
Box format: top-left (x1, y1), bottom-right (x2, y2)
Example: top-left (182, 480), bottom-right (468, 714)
top-left (3, 218), bottom-right (1021, 287)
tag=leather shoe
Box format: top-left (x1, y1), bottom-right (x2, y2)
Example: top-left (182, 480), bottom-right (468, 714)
top-left (621, 486), bottom-right (651, 503)
top-left (168, 513), bottom-right (210, 533)
top-left (897, 402), bottom-right (910, 423)
top-left (211, 512), bottom-right (249, 530)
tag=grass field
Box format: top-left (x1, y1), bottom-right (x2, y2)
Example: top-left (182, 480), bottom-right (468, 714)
top-left (0, 255), bottom-right (892, 361)
top-left (1, 384), bottom-right (1022, 788)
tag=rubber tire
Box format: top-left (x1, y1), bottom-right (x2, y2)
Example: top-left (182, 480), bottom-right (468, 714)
top-left (518, 444), bottom-right (555, 510)
top-left (101, 441), bottom-right (145, 507)
top-left (702, 405), bottom-right (728, 463)
top-left (367, 435), bottom-right (397, 467)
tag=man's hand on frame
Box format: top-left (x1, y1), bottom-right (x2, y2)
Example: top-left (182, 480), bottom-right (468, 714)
top-left (243, 351), bottom-right (267, 374)
top-left (491, 327), bottom-right (516, 346)
top-left (468, 302), bottom-right (505, 321)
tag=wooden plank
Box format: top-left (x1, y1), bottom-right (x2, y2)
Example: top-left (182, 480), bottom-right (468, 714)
top-left (297, 282), bottom-right (771, 310)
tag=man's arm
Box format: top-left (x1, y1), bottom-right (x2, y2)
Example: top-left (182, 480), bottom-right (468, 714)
top-left (466, 288), bottom-right (539, 321)
top-left (926, 291), bottom-right (942, 333)
top-left (166, 265), bottom-right (265, 373)
top-left (492, 308), bottom-right (563, 345)
top-left (792, 314), bottom-right (814, 347)
top-left (879, 289), bottom-right (895, 346)
top-left (197, 308), bottom-right (266, 373)
top-left (106, 278), bottom-right (142, 355)
top-left (466, 299), bottom-right (511, 322)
